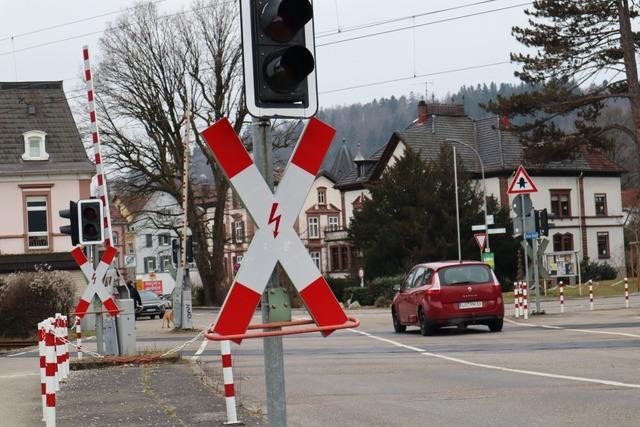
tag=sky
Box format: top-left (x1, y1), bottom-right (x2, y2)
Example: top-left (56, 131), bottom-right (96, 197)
top-left (0, 0), bottom-right (532, 109)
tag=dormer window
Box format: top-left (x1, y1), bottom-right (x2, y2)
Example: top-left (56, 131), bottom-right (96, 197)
top-left (22, 130), bottom-right (49, 161)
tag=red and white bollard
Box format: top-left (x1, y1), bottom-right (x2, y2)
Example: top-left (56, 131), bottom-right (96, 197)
top-left (624, 277), bottom-right (629, 308)
top-left (62, 316), bottom-right (69, 379)
top-left (559, 281), bottom-right (564, 314)
top-left (518, 282), bottom-right (524, 318)
top-left (514, 283), bottom-right (519, 318)
top-left (523, 283), bottom-right (529, 320)
top-left (44, 318), bottom-right (57, 427)
top-left (220, 340), bottom-right (240, 425)
top-left (38, 322), bottom-right (47, 422)
top-left (75, 316), bottom-right (83, 360)
top-left (53, 314), bottom-right (62, 390)
top-left (589, 280), bottom-right (594, 311)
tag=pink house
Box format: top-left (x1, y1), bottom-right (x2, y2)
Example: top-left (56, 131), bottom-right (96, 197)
top-left (0, 81), bottom-right (95, 273)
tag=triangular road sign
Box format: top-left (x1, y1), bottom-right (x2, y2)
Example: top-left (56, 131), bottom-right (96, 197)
top-left (474, 233), bottom-right (487, 251)
top-left (508, 166), bottom-right (538, 194)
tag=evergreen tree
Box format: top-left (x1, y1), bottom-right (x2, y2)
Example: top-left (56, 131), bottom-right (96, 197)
top-left (485, 0), bottom-right (640, 163)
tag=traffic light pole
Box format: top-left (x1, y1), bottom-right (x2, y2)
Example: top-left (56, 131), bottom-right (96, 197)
top-left (253, 117), bottom-right (287, 426)
top-left (92, 246), bottom-right (103, 354)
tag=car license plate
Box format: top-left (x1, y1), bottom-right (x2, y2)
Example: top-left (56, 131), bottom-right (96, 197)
top-left (459, 301), bottom-right (482, 309)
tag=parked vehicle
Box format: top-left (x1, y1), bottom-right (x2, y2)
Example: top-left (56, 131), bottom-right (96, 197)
top-left (391, 261), bottom-right (504, 335)
top-left (159, 294), bottom-right (173, 309)
top-left (135, 290), bottom-right (166, 320)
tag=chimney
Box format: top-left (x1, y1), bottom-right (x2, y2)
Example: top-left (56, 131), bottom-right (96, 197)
top-left (417, 100), bottom-right (428, 124)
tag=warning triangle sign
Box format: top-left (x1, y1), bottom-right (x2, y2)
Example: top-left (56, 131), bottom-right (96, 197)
top-left (508, 166), bottom-right (538, 194)
top-left (474, 233), bottom-right (487, 251)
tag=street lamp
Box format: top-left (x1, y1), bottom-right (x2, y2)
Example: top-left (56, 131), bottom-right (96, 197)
top-left (445, 138), bottom-right (490, 252)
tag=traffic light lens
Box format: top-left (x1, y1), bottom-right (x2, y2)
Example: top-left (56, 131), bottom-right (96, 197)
top-left (264, 46), bottom-right (314, 93)
top-left (84, 224), bottom-right (98, 238)
top-left (262, 0), bottom-right (312, 43)
top-left (82, 206), bottom-right (99, 220)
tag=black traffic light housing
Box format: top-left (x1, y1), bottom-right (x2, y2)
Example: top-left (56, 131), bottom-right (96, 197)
top-left (241, 0), bottom-right (318, 118)
top-left (534, 208), bottom-right (549, 237)
top-left (59, 201), bottom-right (79, 246)
top-left (78, 199), bottom-right (104, 245)
top-left (171, 238), bottom-right (180, 265)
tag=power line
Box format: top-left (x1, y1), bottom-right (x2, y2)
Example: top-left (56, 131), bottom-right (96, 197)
top-left (317, 2), bottom-right (531, 48)
top-left (319, 61), bottom-right (512, 95)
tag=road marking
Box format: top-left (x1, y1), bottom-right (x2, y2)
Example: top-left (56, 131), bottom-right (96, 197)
top-left (190, 338), bottom-right (208, 361)
top-left (349, 329), bottom-right (640, 389)
top-left (506, 318), bottom-right (640, 338)
top-left (0, 373), bottom-right (39, 379)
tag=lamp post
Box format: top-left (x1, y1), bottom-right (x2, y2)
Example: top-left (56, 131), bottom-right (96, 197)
top-left (445, 138), bottom-right (490, 252)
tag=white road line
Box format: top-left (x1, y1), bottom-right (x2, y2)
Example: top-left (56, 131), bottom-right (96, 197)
top-left (0, 373), bottom-right (39, 379)
top-left (349, 329), bottom-right (640, 389)
top-left (506, 318), bottom-right (640, 338)
top-left (190, 338), bottom-right (208, 361)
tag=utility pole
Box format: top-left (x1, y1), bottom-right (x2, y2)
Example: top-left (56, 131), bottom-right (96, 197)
top-left (253, 117), bottom-right (287, 426)
top-left (179, 103), bottom-right (193, 329)
top-left (521, 195), bottom-right (530, 292)
top-left (453, 145), bottom-right (462, 262)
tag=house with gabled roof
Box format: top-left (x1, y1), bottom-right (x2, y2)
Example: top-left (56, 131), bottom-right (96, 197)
top-left (0, 81), bottom-right (95, 274)
top-left (335, 101), bottom-right (627, 275)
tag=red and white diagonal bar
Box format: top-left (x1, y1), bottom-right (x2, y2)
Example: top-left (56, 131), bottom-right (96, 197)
top-left (72, 246), bottom-right (119, 317)
top-left (83, 45), bottom-right (113, 247)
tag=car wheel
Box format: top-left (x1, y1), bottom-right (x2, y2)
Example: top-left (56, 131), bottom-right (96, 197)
top-left (392, 307), bottom-right (406, 333)
top-left (418, 307), bottom-right (437, 336)
top-left (489, 319), bottom-right (503, 332)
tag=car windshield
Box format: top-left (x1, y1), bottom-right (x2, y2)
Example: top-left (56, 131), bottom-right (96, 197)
top-left (140, 291), bottom-right (161, 301)
top-left (438, 265), bottom-right (492, 285)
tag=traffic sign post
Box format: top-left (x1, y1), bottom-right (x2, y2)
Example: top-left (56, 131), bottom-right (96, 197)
top-left (474, 233), bottom-right (487, 260)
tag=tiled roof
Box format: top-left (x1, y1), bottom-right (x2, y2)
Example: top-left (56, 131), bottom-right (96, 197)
top-left (0, 81), bottom-right (94, 175)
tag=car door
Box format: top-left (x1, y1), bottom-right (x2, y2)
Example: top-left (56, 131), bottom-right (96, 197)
top-left (397, 268), bottom-right (417, 323)
top-left (405, 267), bottom-right (426, 323)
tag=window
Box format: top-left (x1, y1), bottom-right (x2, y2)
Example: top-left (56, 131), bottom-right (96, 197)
top-left (310, 251), bottom-right (321, 270)
top-left (145, 234), bottom-right (153, 247)
top-left (553, 233), bottom-right (574, 251)
top-left (158, 233), bottom-right (171, 246)
top-left (26, 196), bottom-right (48, 249)
top-left (597, 232), bottom-right (610, 258)
top-left (550, 190), bottom-right (571, 218)
top-left (317, 189), bottom-right (326, 205)
top-left (21, 130), bottom-right (49, 161)
top-left (308, 217), bottom-right (319, 238)
top-left (112, 231), bottom-right (119, 246)
top-left (144, 256), bottom-right (156, 273)
top-left (595, 194), bottom-right (607, 216)
top-left (328, 216), bottom-right (339, 231)
top-left (410, 268), bottom-right (426, 289)
top-left (330, 245), bottom-right (350, 271)
top-left (403, 269), bottom-right (417, 289)
top-left (160, 255), bottom-right (172, 272)
top-left (234, 220), bottom-right (245, 243)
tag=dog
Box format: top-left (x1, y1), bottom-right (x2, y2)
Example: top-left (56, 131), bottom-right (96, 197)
top-left (162, 309), bottom-right (175, 328)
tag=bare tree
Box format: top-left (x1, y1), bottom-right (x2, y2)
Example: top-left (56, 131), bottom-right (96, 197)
top-left (95, 1), bottom-right (246, 304)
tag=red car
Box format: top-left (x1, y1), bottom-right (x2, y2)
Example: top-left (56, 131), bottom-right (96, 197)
top-left (391, 261), bottom-right (504, 335)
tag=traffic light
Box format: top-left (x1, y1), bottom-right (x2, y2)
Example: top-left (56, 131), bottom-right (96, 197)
top-left (78, 199), bottom-right (104, 245)
top-left (535, 208), bottom-right (549, 236)
top-left (240, 0), bottom-right (318, 118)
top-left (59, 201), bottom-right (79, 246)
top-left (171, 239), bottom-right (180, 265)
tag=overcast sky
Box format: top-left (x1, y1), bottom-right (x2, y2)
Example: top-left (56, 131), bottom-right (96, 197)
top-left (0, 0), bottom-right (532, 109)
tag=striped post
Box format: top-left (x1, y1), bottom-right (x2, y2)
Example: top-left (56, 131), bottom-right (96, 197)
top-left (589, 279), bottom-right (594, 311)
top-left (518, 281), bottom-right (524, 318)
top-left (523, 284), bottom-right (529, 320)
top-left (54, 314), bottom-right (63, 388)
top-left (38, 322), bottom-right (46, 422)
top-left (44, 318), bottom-right (57, 427)
top-left (75, 316), bottom-right (83, 360)
top-left (559, 281), bottom-right (564, 314)
top-left (83, 45), bottom-right (114, 247)
top-left (62, 316), bottom-right (69, 379)
top-left (221, 340), bottom-right (240, 425)
top-left (624, 277), bottom-right (629, 308)
top-left (513, 282), bottom-right (519, 318)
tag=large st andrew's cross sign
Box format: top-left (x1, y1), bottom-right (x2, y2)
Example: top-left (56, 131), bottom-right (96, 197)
top-left (201, 118), bottom-right (347, 342)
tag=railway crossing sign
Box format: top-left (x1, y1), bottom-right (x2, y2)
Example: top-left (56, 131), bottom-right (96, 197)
top-left (72, 246), bottom-right (120, 317)
top-left (508, 166), bottom-right (538, 194)
top-left (201, 117), bottom-right (347, 343)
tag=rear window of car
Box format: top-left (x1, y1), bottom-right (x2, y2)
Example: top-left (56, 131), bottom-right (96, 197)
top-left (438, 264), bottom-right (492, 285)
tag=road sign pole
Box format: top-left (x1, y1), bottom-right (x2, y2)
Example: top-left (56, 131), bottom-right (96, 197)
top-left (253, 117), bottom-right (287, 426)
top-left (521, 195), bottom-right (530, 292)
top-left (453, 146), bottom-right (462, 262)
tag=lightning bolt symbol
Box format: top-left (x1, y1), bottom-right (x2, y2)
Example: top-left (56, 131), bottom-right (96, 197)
top-left (268, 202), bottom-right (281, 238)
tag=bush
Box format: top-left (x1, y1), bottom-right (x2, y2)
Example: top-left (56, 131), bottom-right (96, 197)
top-left (580, 260), bottom-right (618, 282)
top-left (374, 296), bottom-right (391, 307)
top-left (369, 275), bottom-right (403, 300)
top-left (0, 268), bottom-right (75, 338)
top-left (193, 286), bottom-right (205, 306)
top-left (325, 277), bottom-right (359, 302)
top-left (344, 287), bottom-right (375, 306)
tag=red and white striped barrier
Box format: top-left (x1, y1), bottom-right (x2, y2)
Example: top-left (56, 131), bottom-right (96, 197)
top-left (523, 283), bottom-right (529, 320)
top-left (75, 316), bottom-right (83, 360)
top-left (38, 322), bottom-right (46, 422)
top-left (518, 281), bottom-right (524, 318)
top-left (559, 280), bottom-right (564, 313)
top-left (589, 280), bottom-right (594, 310)
top-left (513, 282), bottom-right (519, 318)
top-left (201, 118), bottom-right (347, 342)
top-left (72, 246), bottom-right (119, 317)
top-left (44, 318), bottom-right (57, 427)
top-left (624, 277), bottom-right (629, 308)
top-left (220, 340), bottom-right (240, 425)
top-left (54, 314), bottom-right (64, 389)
